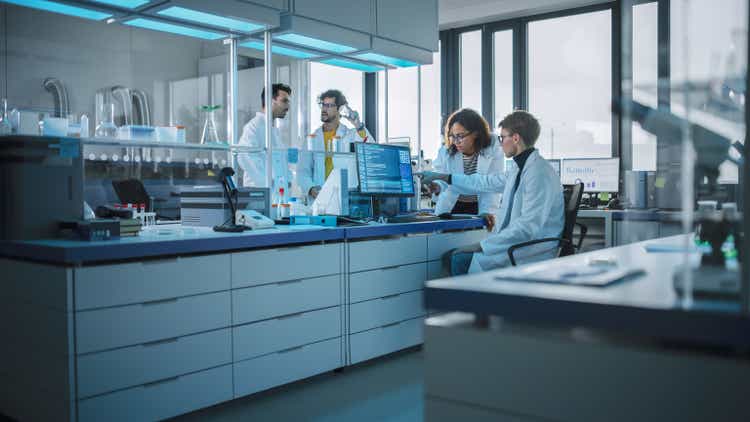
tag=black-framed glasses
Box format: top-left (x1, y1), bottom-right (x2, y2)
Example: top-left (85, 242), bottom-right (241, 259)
top-left (498, 132), bottom-right (514, 142)
top-left (448, 132), bottom-right (472, 142)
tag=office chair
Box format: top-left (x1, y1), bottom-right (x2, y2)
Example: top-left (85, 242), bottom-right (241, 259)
top-left (507, 183), bottom-right (588, 266)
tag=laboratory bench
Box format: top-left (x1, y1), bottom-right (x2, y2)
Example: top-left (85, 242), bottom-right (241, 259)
top-left (0, 219), bottom-right (486, 422)
top-left (423, 234), bottom-right (750, 422)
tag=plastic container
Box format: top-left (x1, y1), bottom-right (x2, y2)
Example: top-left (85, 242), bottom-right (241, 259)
top-left (42, 117), bottom-right (68, 137)
top-left (118, 125), bottom-right (156, 141)
top-left (175, 125), bottom-right (186, 143)
top-left (280, 203), bottom-right (291, 218)
top-left (156, 126), bottom-right (178, 143)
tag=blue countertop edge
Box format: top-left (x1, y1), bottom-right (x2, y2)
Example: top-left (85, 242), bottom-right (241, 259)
top-left (424, 284), bottom-right (750, 349)
top-left (0, 219), bottom-right (486, 265)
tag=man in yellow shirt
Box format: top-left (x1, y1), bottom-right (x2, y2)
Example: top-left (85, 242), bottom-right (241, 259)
top-left (297, 89), bottom-right (374, 199)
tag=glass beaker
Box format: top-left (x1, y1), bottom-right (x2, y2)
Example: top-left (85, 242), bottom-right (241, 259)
top-left (200, 105), bottom-right (222, 144)
top-left (95, 103), bottom-right (117, 138)
top-left (0, 99), bottom-right (11, 135)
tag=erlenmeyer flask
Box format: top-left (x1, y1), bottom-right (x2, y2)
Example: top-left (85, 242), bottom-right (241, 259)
top-left (200, 105), bottom-right (221, 144)
top-left (95, 103), bottom-right (117, 138)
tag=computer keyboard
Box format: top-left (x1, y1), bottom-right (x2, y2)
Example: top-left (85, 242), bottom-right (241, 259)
top-left (385, 215), bottom-right (441, 224)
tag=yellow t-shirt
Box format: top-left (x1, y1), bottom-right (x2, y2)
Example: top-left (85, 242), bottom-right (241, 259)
top-left (323, 127), bottom-right (369, 179)
top-left (323, 129), bottom-right (336, 179)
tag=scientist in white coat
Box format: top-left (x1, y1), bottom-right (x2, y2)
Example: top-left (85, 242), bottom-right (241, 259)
top-left (236, 83), bottom-right (292, 188)
top-left (297, 89), bottom-right (374, 199)
top-left (430, 108), bottom-right (503, 216)
top-left (420, 110), bottom-right (564, 274)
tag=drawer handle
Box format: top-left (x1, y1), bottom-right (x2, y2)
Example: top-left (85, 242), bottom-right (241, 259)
top-left (380, 321), bottom-right (402, 329)
top-left (380, 293), bottom-right (401, 300)
top-left (277, 312), bottom-right (305, 321)
top-left (276, 278), bottom-right (304, 286)
top-left (380, 265), bottom-right (403, 272)
top-left (141, 337), bottom-right (179, 348)
top-left (141, 297), bottom-right (179, 306)
top-left (143, 376), bottom-right (180, 388)
top-left (278, 345), bottom-right (305, 354)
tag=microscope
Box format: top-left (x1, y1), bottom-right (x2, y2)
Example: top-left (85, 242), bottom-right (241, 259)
top-left (615, 99), bottom-right (744, 297)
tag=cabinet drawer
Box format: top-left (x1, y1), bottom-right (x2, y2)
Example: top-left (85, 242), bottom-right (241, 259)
top-left (77, 364), bottom-right (233, 422)
top-left (350, 317), bottom-right (424, 364)
top-left (77, 328), bottom-right (231, 399)
top-left (350, 290), bottom-right (425, 333)
top-left (427, 230), bottom-right (487, 261)
top-left (427, 260), bottom-right (447, 281)
top-left (350, 263), bottom-right (426, 303)
top-left (75, 254), bottom-right (230, 310)
top-left (232, 243), bottom-right (341, 288)
top-left (76, 291), bottom-right (231, 354)
top-left (234, 337), bottom-right (342, 398)
top-left (234, 307), bottom-right (341, 361)
top-left (349, 236), bottom-right (427, 272)
top-left (233, 274), bottom-right (340, 324)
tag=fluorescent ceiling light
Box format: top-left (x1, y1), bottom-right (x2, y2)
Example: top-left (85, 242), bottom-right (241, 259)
top-left (157, 6), bottom-right (263, 33)
top-left (2, 0), bottom-right (111, 20)
top-left (124, 18), bottom-right (224, 40)
top-left (320, 58), bottom-right (383, 73)
top-left (240, 41), bottom-right (319, 59)
top-left (89, 0), bottom-right (150, 9)
top-left (275, 33), bottom-right (356, 54)
top-left (354, 52), bottom-right (418, 68)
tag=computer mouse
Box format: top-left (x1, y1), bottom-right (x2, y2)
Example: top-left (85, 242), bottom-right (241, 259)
top-left (438, 212), bottom-right (453, 220)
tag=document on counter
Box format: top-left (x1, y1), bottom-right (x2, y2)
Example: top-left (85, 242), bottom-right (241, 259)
top-left (494, 265), bottom-right (646, 287)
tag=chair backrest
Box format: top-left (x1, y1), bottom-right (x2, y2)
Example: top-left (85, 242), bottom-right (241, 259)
top-left (559, 182), bottom-right (584, 256)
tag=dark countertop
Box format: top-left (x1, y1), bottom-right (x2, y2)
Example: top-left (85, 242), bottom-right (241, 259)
top-left (0, 219), bottom-right (485, 265)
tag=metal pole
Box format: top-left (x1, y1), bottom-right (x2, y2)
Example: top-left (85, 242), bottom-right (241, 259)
top-left (264, 30), bottom-right (273, 189)
top-left (417, 66), bottom-right (422, 171)
top-left (226, 37), bottom-right (239, 145)
top-left (384, 68), bottom-right (389, 143)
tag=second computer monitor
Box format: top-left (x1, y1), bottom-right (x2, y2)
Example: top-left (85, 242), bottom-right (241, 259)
top-left (355, 143), bottom-right (415, 196)
top-left (561, 158), bottom-right (620, 192)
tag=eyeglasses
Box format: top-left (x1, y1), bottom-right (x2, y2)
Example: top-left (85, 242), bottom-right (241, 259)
top-left (318, 102), bottom-right (338, 110)
top-left (498, 132), bottom-right (514, 142)
top-left (448, 132), bottom-right (472, 142)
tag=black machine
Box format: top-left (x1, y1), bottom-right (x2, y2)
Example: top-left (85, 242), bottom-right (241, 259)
top-left (213, 167), bottom-right (247, 232)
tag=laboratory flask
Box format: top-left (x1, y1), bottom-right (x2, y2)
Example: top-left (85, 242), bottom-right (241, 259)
top-left (200, 105), bottom-right (222, 144)
top-left (95, 103), bottom-right (117, 138)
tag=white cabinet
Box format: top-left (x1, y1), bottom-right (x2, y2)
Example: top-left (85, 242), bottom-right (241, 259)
top-left (233, 337), bottom-right (343, 398)
top-left (349, 236), bottom-right (427, 272)
top-left (350, 317), bottom-right (423, 364)
top-left (77, 364), bottom-right (233, 422)
top-left (350, 263), bottom-right (427, 303)
top-left (232, 243), bottom-right (341, 288)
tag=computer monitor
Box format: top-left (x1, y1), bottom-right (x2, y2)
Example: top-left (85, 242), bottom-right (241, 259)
top-left (355, 143), bottom-right (415, 197)
top-left (561, 158), bottom-right (620, 192)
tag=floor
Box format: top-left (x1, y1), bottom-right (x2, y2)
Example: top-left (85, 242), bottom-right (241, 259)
top-left (174, 349), bottom-right (424, 422)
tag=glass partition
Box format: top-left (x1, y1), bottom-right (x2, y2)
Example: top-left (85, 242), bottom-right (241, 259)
top-left (620, 0), bottom-right (747, 309)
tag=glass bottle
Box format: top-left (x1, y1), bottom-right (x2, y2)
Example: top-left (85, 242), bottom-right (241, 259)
top-left (0, 99), bottom-right (11, 135)
top-left (200, 105), bottom-right (222, 144)
top-left (95, 103), bottom-right (117, 138)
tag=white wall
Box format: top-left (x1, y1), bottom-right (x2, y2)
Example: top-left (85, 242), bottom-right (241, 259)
top-left (1, 4), bottom-right (221, 140)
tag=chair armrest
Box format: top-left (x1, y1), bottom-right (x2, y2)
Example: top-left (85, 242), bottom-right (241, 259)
top-left (507, 238), bottom-right (572, 266)
top-left (574, 222), bottom-right (588, 250)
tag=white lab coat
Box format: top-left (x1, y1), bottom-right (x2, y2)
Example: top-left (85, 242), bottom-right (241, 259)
top-left (431, 144), bottom-right (503, 215)
top-left (235, 112), bottom-right (288, 187)
top-left (450, 149), bottom-right (564, 273)
top-left (297, 123), bottom-right (374, 195)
